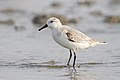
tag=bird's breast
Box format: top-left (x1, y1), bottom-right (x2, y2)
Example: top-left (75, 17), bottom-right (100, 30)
top-left (52, 30), bottom-right (70, 48)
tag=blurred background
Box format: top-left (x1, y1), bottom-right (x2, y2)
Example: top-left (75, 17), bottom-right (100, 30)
top-left (0, 0), bottom-right (120, 80)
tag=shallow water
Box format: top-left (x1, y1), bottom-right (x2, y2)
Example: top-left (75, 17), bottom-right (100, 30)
top-left (0, 0), bottom-right (120, 80)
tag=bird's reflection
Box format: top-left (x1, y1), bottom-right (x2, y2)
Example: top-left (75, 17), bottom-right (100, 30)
top-left (67, 68), bottom-right (78, 80)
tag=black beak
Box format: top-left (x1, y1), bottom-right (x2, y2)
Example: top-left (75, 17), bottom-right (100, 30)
top-left (38, 24), bottom-right (48, 31)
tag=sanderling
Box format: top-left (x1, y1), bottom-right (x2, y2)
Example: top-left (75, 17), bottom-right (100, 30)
top-left (38, 17), bottom-right (106, 70)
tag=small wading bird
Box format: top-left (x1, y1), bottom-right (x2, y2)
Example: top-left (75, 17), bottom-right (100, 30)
top-left (38, 17), bottom-right (106, 70)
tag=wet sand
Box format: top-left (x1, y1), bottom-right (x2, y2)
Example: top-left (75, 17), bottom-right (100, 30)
top-left (0, 0), bottom-right (120, 80)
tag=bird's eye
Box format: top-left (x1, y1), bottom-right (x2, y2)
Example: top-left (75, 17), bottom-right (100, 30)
top-left (50, 21), bottom-right (53, 23)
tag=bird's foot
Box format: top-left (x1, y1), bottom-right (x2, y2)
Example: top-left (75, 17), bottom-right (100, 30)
top-left (73, 67), bottom-right (77, 73)
top-left (67, 64), bottom-right (71, 69)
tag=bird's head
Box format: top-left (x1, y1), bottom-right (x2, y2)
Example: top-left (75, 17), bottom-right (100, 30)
top-left (38, 17), bottom-right (62, 31)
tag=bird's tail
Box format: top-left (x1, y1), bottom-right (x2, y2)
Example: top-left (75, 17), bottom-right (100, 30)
top-left (96, 40), bottom-right (106, 44)
top-left (90, 39), bottom-right (106, 47)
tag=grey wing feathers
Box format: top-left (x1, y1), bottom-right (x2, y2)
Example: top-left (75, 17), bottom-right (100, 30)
top-left (66, 32), bottom-right (76, 42)
top-left (59, 25), bottom-right (106, 45)
top-left (64, 26), bottom-right (91, 43)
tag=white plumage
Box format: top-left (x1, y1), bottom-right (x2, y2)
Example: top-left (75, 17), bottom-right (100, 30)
top-left (38, 17), bottom-right (106, 70)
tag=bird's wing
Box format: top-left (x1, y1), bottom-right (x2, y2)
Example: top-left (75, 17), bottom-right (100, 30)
top-left (60, 26), bottom-right (91, 43)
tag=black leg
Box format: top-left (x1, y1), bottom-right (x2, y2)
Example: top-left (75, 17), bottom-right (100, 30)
top-left (73, 51), bottom-right (76, 70)
top-left (67, 50), bottom-right (72, 66)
